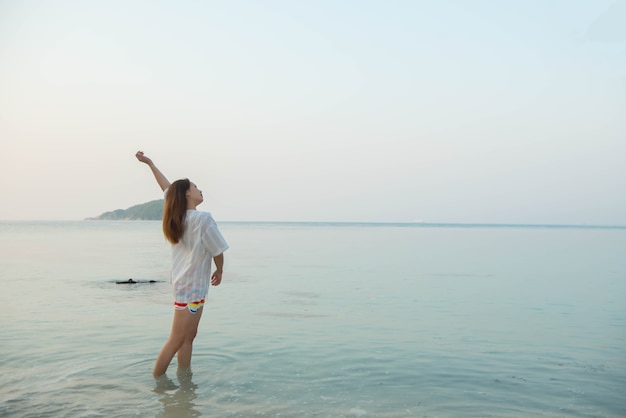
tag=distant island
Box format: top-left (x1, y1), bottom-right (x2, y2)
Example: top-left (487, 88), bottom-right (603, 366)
top-left (86, 199), bottom-right (164, 220)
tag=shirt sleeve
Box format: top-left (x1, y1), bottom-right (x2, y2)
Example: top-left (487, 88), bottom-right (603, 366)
top-left (201, 213), bottom-right (229, 257)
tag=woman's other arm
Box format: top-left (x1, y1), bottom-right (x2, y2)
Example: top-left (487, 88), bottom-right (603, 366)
top-left (211, 253), bottom-right (224, 286)
top-left (135, 151), bottom-right (171, 191)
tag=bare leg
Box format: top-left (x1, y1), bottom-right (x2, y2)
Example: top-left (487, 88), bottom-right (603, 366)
top-left (177, 306), bottom-right (203, 370)
top-left (153, 307), bottom-right (203, 378)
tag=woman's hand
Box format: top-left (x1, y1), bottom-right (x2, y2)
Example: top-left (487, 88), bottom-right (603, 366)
top-left (211, 270), bottom-right (222, 286)
top-left (135, 151), bottom-right (153, 165)
top-left (135, 150), bottom-right (170, 191)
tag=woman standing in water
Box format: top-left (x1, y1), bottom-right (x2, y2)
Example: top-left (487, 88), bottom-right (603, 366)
top-left (135, 151), bottom-right (229, 378)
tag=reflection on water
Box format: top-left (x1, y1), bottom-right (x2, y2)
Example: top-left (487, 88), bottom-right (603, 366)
top-left (155, 369), bottom-right (200, 418)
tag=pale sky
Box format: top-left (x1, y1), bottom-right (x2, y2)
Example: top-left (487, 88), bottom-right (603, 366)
top-left (1, 0), bottom-right (624, 224)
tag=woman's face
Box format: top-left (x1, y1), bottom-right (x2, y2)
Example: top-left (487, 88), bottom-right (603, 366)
top-left (186, 182), bottom-right (204, 206)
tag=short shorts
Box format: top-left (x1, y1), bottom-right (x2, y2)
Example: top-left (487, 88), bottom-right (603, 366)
top-left (174, 299), bottom-right (205, 314)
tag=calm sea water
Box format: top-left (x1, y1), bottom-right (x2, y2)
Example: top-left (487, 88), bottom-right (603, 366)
top-left (0, 221), bottom-right (624, 418)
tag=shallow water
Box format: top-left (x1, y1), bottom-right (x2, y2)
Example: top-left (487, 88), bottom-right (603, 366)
top-left (0, 221), bottom-right (625, 417)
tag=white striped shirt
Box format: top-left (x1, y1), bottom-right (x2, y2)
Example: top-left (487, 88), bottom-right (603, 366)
top-left (170, 210), bottom-right (229, 302)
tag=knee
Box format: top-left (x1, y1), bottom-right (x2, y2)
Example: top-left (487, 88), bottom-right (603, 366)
top-left (185, 328), bottom-right (198, 343)
top-left (175, 327), bottom-right (198, 345)
top-left (168, 333), bottom-right (187, 349)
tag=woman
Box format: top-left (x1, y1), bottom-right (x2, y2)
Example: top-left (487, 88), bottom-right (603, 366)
top-left (135, 151), bottom-right (229, 378)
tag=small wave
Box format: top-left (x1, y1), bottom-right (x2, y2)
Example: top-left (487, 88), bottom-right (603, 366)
top-left (257, 311), bottom-right (328, 318)
top-left (281, 291), bottom-right (320, 298)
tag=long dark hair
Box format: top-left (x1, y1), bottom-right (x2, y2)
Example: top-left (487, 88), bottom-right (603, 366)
top-left (163, 179), bottom-right (190, 244)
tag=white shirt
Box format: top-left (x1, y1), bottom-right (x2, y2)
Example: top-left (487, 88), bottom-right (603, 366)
top-left (170, 209), bottom-right (229, 302)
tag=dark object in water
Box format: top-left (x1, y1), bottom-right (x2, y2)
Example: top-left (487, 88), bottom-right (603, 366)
top-left (115, 279), bottom-right (158, 284)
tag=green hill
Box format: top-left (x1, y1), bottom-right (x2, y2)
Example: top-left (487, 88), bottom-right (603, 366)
top-left (87, 199), bottom-right (164, 220)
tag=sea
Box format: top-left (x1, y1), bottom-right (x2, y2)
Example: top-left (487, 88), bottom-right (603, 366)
top-left (0, 220), bottom-right (624, 418)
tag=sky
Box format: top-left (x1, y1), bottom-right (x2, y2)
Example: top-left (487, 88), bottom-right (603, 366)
top-left (0, 0), bottom-right (624, 224)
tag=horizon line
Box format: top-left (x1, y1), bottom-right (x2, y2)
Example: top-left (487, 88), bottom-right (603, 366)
top-left (219, 220), bottom-right (626, 229)
top-left (1, 219), bottom-right (625, 229)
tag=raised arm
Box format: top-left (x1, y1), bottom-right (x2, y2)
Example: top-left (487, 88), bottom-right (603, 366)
top-left (135, 151), bottom-right (171, 191)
